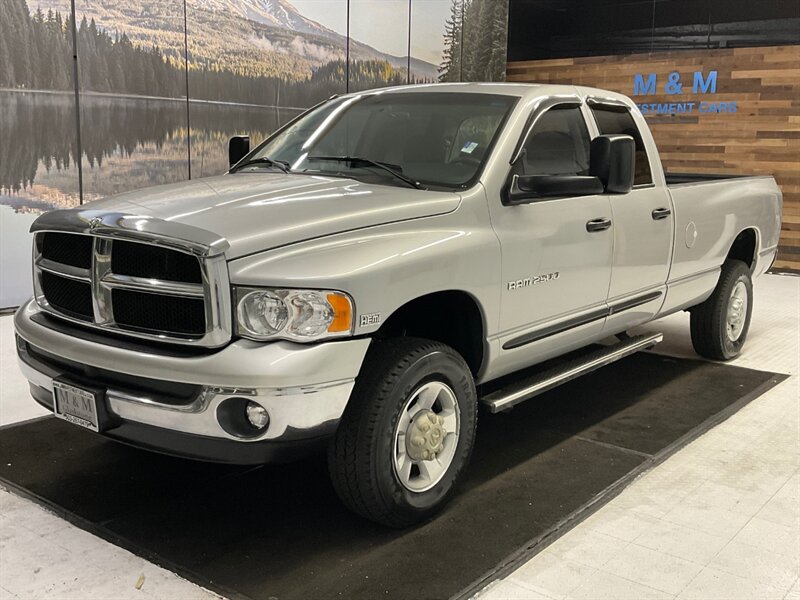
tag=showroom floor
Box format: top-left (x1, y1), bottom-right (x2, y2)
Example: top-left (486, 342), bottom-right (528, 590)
top-left (1, 273), bottom-right (798, 600)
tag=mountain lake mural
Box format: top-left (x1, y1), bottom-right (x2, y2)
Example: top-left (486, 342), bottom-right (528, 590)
top-left (0, 0), bottom-right (509, 307)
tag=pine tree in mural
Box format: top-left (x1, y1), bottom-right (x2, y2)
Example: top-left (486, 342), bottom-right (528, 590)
top-left (439, 0), bottom-right (508, 83)
top-left (485, 0), bottom-right (510, 80)
top-left (0, 29), bottom-right (13, 87)
top-left (439, 0), bottom-right (464, 82)
top-left (0, 0), bottom-right (73, 90)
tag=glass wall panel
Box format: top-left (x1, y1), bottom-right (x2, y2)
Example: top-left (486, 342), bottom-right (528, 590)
top-left (187, 0), bottom-right (347, 177)
top-left (74, 0), bottom-right (190, 201)
top-left (348, 0), bottom-right (411, 92)
top-left (0, 0), bottom-right (78, 307)
top-left (461, 0), bottom-right (509, 82)
top-left (409, 0), bottom-right (452, 83)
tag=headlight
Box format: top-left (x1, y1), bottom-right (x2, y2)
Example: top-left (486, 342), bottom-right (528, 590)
top-left (235, 287), bottom-right (354, 342)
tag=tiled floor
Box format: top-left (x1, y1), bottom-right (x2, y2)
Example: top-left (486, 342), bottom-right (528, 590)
top-left (0, 491), bottom-right (220, 600)
top-left (0, 318), bottom-right (221, 599)
top-left (1, 274), bottom-right (798, 599)
top-left (479, 273), bottom-right (800, 600)
top-left (0, 315), bottom-right (48, 427)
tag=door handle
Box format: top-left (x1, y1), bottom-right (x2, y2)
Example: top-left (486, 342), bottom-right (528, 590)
top-left (586, 217), bottom-right (612, 232)
top-left (652, 207), bottom-right (672, 220)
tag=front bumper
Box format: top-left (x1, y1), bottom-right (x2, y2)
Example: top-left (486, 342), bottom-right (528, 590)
top-left (14, 299), bottom-right (371, 464)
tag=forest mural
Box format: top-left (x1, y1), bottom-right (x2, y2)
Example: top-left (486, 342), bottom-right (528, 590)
top-left (440, 0), bottom-right (509, 82)
top-left (0, 0), bottom-right (509, 306)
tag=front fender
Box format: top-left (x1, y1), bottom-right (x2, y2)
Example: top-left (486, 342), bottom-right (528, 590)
top-left (227, 201), bottom-right (501, 338)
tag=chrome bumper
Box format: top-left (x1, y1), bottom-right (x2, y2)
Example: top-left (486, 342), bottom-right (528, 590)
top-left (15, 299), bottom-right (370, 446)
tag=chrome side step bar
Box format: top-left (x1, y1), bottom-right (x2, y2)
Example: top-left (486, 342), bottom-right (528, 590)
top-left (481, 332), bottom-right (664, 413)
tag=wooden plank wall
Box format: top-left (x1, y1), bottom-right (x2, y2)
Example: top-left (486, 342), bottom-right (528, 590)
top-left (507, 45), bottom-right (800, 272)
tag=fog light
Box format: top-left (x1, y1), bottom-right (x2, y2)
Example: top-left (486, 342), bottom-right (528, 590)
top-left (246, 401), bottom-right (269, 430)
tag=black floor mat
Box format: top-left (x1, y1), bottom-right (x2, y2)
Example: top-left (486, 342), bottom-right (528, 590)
top-left (0, 353), bottom-right (784, 600)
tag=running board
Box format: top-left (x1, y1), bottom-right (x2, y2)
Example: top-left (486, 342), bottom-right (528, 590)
top-left (481, 332), bottom-right (664, 413)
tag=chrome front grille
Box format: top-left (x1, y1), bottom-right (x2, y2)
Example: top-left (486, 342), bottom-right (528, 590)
top-left (33, 231), bottom-right (232, 347)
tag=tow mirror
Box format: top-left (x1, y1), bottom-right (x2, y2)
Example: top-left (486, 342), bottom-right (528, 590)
top-left (590, 134), bottom-right (635, 194)
top-left (504, 174), bottom-right (604, 205)
top-left (228, 135), bottom-right (251, 169)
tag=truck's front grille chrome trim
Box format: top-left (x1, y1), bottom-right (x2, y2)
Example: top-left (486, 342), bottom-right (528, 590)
top-left (37, 258), bottom-right (91, 282)
top-left (92, 237), bottom-right (114, 325)
top-left (32, 228), bottom-right (232, 348)
top-left (100, 273), bottom-right (206, 298)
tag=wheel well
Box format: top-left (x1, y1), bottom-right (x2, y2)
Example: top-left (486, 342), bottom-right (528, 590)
top-left (377, 291), bottom-right (485, 376)
top-left (727, 228), bottom-right (757, 269)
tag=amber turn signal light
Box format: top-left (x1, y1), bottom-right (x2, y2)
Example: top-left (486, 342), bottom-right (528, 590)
top-left (327, 293), bottom-right (353, 333)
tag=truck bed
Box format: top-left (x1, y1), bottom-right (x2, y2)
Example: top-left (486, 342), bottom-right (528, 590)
top-left (665, 172), bottom-right (751, 186)
top-left (665, 173), bottom-right (782, 285)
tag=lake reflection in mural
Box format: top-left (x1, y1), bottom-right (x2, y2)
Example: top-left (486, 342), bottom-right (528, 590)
top-left (0, 90), bottom-right (299, 306)
top-left (1, 91), bottom-right (299, 211)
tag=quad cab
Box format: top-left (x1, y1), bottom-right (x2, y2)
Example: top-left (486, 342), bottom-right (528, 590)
top-left (16, 84), bottom-right (782, 526)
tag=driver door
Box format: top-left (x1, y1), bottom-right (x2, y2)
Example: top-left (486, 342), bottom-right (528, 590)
top-left (488, 102), bottom-right (613, 372)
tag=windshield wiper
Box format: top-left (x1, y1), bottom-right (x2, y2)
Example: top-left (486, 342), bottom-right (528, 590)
top-left (230, 156), bottom-right (291, 174)
top-left (306, 156), bottom-right (425, 190)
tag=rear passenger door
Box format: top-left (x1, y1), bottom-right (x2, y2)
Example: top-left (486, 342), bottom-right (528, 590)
top-left (587, 100), bottom-right (674, 331)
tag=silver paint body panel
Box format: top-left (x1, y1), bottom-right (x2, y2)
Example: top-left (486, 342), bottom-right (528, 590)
top-left (79, 174), bottom-right (462, 260)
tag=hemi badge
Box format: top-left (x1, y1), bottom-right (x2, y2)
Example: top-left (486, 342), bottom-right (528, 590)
top-left (359, 313), bottom-right (381, 327)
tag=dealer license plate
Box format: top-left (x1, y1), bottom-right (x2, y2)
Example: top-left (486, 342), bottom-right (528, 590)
top-left (53, 380), bottom-right (100, 432)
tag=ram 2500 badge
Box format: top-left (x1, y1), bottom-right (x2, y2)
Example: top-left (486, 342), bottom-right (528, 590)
top-left (15, 84), bottom-right (782, 526)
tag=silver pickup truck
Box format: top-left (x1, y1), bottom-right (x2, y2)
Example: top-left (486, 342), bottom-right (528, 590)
top-left (15, 83), bottom-right (782, 526)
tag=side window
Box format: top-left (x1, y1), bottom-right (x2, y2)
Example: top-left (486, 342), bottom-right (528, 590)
top-left (517, 106), bottom-right (591, 177)
top-left (590, 106), bottom-right (653, 185)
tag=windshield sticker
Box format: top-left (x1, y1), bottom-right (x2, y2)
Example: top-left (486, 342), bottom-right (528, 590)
top-left (461, 141), bottom-right (479, 154)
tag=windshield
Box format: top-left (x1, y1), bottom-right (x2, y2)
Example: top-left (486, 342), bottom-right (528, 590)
top-left (245, 92), bottom-right (517, 190)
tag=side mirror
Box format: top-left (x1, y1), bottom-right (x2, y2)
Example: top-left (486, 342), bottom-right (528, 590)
top-left (590, 134), bottom-right (635, 193)
top-left (228, 135), bottom-right (250, 168)
top-left (505, 174), bottom-right (605, 205)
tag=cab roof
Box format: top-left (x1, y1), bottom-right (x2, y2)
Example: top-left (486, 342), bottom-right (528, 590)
top-left (342, 82), bottom-right (635, 108)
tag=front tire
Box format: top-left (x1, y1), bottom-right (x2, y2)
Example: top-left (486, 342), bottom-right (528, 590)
top-left (328, 337), bottom-right (477, 528)
top-left (690, 259), bottom-right (753, 361)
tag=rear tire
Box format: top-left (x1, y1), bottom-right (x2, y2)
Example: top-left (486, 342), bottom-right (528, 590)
top-left (690, 259), bottom-right (753, 361)
top-left (328, 337), bottom-right (477, 528)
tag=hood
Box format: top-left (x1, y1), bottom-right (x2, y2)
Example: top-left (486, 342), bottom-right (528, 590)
top-left (85, 173), bottom-right (461, 259)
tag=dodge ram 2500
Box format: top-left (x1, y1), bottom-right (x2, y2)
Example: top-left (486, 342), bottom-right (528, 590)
top-left (15, 83), bottom-right (783, 526)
